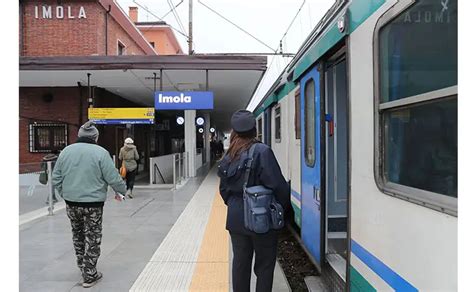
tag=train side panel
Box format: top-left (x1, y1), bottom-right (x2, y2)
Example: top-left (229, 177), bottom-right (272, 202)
top-left (271, 99), bottom-right (289, 179)
top-left (348, 1), bottom-right (457, 290)
top-left (270, 89), bottom-right (302, 227)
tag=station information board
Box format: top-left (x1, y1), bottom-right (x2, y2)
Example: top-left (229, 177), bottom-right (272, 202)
top-left (88, 108), bottom-right (155, 124)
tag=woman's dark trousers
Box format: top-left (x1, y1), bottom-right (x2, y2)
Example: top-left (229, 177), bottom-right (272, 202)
top-left (230, 232), bottom-right (278, 292)
top-left (125, 169), bottom-right (136, 191)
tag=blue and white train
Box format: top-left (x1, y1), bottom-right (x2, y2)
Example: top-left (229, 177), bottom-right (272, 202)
top-left (253, 0), bottom-right (457, 290)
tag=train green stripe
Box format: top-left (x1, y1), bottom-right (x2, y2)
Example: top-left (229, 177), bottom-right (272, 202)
top-left (291, 201), bottom-right (302, 228)
top-left (254, 0), bottom-right (387, 116)
top-left (293, 0), bottom-right (386, 80)
top-left (293, 21), bottom-right (344, 80)
top-left (350, 266), bottom-right (377, 292)
top-left (254, 107), bottom-right (264, 117)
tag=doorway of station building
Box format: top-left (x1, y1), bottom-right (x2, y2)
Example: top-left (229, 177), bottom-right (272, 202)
top-left (97, 110), bottom-right (222, 186)
top-left (140, 110), bottom-right (186, 185)
top-left (132, 109), bottom-right (216, 185)
top-left (98, 110), bottom-right (187, 185)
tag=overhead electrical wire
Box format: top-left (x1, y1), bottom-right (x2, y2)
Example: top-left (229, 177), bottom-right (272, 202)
top-left (251, 54), bottom-right (278, 106)
top-left (197, 0), bottom-right (276, 53)
top-left (133, 0), bottom-right (188, 38)
top-left (250, 0), bottom-right (308, 110)
top-left (162, 0), bottom-right (184, 19)
top-left (279, 0), bottom-right (306, 45)
top-left (142, 0), bottom-right (185, 32)
top-left (299, 6), bottom-right (304, 43)
top-left (167, 0), bottom-right (186, 34)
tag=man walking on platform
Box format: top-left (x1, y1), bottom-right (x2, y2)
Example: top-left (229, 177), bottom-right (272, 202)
top-left (52, 121), bottom-right (127, 288)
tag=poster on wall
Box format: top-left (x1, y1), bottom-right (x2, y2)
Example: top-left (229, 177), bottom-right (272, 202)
top-left (88, 108), bottom-right (155, 124)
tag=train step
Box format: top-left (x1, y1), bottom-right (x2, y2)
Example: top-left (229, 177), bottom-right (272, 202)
top-left (327, 231), bottom-right (347, 239)
top-left (304, 276), bottom-right (329, 292)
top-left (326, 253), bottom-right (346, 281)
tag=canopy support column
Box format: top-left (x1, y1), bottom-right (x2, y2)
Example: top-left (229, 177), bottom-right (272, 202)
top-left (185, 110), bottom-right (196, 177)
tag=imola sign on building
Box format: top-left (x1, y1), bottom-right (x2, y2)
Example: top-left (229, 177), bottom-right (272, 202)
top-left (34, 5), bottom-right (87, 19)
top-left (155, 91), bottom-right (214, 110)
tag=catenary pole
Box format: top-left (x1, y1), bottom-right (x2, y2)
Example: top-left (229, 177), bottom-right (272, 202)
top-left (188, 0), bottom-right (193, 55)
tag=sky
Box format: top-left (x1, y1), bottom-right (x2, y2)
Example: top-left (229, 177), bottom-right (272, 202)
top-left (116, 0), bottom-right (334, 111)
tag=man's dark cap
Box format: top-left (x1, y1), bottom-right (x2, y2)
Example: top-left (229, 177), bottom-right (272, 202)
top-left (231, 110), bottom-right (256, 133)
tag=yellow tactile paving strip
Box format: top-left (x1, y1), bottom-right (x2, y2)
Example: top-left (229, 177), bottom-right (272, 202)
top-left (189, 191), bottom-right (230, 291)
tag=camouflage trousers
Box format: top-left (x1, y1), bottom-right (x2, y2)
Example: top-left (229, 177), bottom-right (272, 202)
top-left (66, 205), bottom-right (103, 283)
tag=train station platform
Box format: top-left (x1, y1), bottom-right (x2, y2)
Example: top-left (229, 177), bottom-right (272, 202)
top-left (19, 166), bottom-right (290, 291)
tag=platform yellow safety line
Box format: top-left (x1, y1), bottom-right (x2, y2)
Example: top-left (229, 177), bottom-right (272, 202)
top-left (189, 191), bottom-right (229, 291)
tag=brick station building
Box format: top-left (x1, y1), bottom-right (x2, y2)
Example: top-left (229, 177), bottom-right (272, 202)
top-left (19, 0), bottom-right (183, 167)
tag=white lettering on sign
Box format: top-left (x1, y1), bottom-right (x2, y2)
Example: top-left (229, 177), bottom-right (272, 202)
top-left (78, 7), bottom-right (87, 19)
top-left (68, 6), bottom-right (75, 19)
top-left (35, 6), bottom-right (87, 19)
top-left (56, 6), bottom-right (64, 19)
top-left (42, 6), bottom-right (52, 19)
top-left (158, 93), bottom-right (192, 104)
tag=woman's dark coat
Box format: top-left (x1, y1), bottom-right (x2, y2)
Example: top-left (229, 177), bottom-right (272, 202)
top-left (218, 142), bottom-right (290, 235)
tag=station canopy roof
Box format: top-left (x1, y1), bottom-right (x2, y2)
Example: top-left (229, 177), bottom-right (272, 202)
top-left (19, 55), bottom-right (267, 131)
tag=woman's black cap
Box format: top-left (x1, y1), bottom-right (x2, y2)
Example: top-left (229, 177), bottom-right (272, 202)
top-left (231, 110), bottom-right (256, 133)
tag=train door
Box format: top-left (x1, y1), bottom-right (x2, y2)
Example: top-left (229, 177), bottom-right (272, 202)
top-left (324, 52), bottom-right (349, 279)
top-left (300, 65), bottom-right (322, 266)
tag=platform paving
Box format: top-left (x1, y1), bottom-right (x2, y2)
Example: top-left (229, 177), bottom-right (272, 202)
top-left (20, 169), bottom-right (206, 292)
top-left (19, 165), bottom-right (290, 291)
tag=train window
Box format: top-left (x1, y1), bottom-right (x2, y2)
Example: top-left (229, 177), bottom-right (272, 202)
top-left (376, 0), bottom-right (457, 214)
top-left (304, 79), bottom-right (315, 167)
top-left (257, 117), bottom-right (263, 141)
top-left (379, 0), bottom-right (457, 102)
top-left (384, 98), bottom-right (457, 197)
top-left (295, 89), bottom-right (301, 140)
top-left (275, 105), bottom-right (281, 143)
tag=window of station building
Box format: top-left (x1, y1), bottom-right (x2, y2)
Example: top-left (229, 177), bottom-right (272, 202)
top-left (376, 0), bottom-right (457, 214)
top-left (257, 117), bottom-right (263, 141)
top-left (295, 89), bottom-right (301, 140)
top-left (274, 105), bottom-right (281, 143)
top-left (150, 42), bottom-right (155, 48)
top-left (29, 123), bottom-right (68, 153)
top-left (118, 41), bottom-right (126, 55)
top-left (304, 79), bottom-right (315, 167)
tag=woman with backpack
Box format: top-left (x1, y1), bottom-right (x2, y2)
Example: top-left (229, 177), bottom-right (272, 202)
top-left (119, 137), bottom-right (139, 198)
top-left (217, 110), bottom-right (290, 292)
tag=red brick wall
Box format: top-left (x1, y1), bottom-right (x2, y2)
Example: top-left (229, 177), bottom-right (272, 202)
top-left (19, 87), bottom-right (141, 164)
top-left (21, 1), bottom-right (101, 56)
top-left (98, 11), bottom-right (148, 56)
top-left (19, 87), bottom-right (89, 163)
top-left (20, 0), bottom-right (147, 56)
